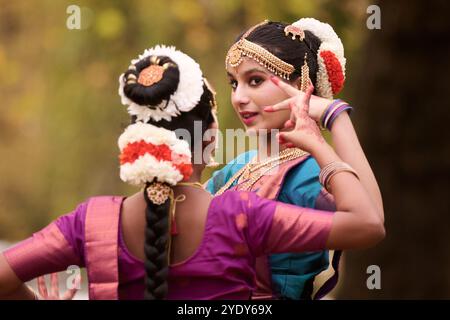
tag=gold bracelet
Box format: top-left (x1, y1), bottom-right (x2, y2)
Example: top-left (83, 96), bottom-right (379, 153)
top-left (319, 161), bottom-right (359, 192)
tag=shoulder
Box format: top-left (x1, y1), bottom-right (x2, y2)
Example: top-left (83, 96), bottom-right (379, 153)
top-left (54, 199), bottom-right (90, 236)
top-left (206, 150), bottom-right (257, 194)
top-left (56, 196), bottom-right (122, 225)
top-left (220, 150), bottom-right (257, 173)
top-left (54, 196), bottom-right (124, 257)
top-left (287, 156), bottom-right (321, 181)
top-left (85, 195), bottom-right (125, 211)
top-left (212, 191), bottom-right (275, 220)
top-left (281, 156), bottom-right (323, 207)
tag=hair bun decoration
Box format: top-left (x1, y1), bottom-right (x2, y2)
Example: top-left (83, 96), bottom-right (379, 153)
top-left (118, 45), bottom-right (204, 122)
top-left (138, 64), bottom-right (165, 86)
top-left (118, 122), bottom-right (193, 186)
top-left (292, 18), bottom-right (346, 99)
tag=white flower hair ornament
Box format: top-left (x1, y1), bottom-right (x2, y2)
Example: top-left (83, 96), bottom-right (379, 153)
top-left (292, 18), bottom-right (346, 99)
top-left (118, 122), bottom-right (193, 186)
top-left (118, 45), bottom-right (204, 122)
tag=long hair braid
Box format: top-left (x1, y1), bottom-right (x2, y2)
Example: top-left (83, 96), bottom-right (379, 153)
top-left (143, 182), bottom-right (170, 300)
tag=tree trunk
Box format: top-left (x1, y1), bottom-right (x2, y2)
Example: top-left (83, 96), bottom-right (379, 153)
top-left (338, 0), bottom-right (450, 299)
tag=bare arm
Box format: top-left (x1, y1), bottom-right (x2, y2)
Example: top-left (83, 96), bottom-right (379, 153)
top-left (0, 253), bottom-right (35, 300)
top-left (309, 142), bottom-right (385, 249)
top-left (0, 215), bottom-right (83, 300)
top-left (330, 112), bottom-right (384, 222)
top-left (272, 78), bottom-right (385, 249)
top-left (267, 84), bottom-right (384, 222)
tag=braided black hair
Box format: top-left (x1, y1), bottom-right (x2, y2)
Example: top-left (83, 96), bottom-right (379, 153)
top-left (122, 54), bottom-right (215, 300)
top-left (142, 183), bottom-right (170, 299)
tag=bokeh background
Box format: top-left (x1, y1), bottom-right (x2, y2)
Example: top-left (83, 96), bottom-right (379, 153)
top-left (1, 0), bottom-right (449, 299)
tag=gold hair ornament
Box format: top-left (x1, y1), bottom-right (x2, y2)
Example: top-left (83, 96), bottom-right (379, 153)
top-left (284, 24), bottom-right (305, 41)
top-left (225, 20), bottom-right (295, 80)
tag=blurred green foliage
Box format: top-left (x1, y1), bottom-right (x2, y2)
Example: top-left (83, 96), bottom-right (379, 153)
top-left (0, 0), bottom-right (368, 239)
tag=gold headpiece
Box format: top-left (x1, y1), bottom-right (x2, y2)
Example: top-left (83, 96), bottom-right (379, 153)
top-left (284, 24), bottom-right (305, 41)
top-left (225, 21), bottom-right (295, 80)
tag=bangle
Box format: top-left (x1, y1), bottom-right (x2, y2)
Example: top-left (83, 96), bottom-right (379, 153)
top-left (319, 161), bottom-right (359, 192)
top-left (323, 101), bottom-right (349, 130)
top-left (319, 99), bottom-right (353, 131)
top-left (327, 105), bottom-right (353, 130)
top-left (319, 99), bottom-right (342, 130)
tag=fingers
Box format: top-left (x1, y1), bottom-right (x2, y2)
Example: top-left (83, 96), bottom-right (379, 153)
top-left (277, 131), bottom-right (296, 148)
top-left (270, 76), bottom-right (300, 97)
top-left (62, 275), bottom-right (81, 300)
top-left (73, 274), bottom-right (81, 290)
top-left (283, 119), bottom-right (295, 129)
top-left (37, 276), bottom-right (48, 297)
top-left (289, 101), bottom-right (303, 119)
top-left (300, 83), bottom-right (314, 113)
top-left (62, 288), bottom-right (78, 300)
top-left (264, 97), bottom-right (295, 113)
top-left (51, 273), bottom-right (59, 298)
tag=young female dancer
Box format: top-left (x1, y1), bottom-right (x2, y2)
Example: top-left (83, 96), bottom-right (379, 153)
top-left (206, 18), bottom-right (384, 299)
top-left (0, 45), bottom-right (384, 300)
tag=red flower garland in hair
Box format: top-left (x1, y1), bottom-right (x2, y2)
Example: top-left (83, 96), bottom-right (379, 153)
top-left (173, 163), bottom-right (193, 180)
top-left (320, 50), bottom-right (344, 95)
top-left (119, 140), bottom-right (172, 164)
top-left (119, 140), bottom-right (193, 180)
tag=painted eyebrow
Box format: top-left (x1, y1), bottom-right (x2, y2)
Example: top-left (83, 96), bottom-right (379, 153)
top-left (227, 68), bottom-right (269, 78)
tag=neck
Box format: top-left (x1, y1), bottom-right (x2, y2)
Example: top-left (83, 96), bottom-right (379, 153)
top-left (173, 164), bottom-right (203, 193)
top-left (256, 131), bottom-right (287, 162)
top-left (173, 165), bottom-right (205, 198)
top-left (186, 164), bottom-right (203, 183)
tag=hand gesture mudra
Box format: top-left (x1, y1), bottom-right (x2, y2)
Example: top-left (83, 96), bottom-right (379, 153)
top-left (267, 77), bottom-right (326, 152)
top-left (35, 272), bottom-right (80, 300)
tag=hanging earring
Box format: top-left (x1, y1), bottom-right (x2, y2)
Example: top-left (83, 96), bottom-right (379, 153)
top-left (299, 53), bottom-right (310, 92)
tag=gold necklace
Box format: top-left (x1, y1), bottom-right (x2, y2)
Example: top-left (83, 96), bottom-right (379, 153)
top-left (215, 148), bottom-right (308, 195)
top-left (237, 148), bottom-right (308, 192)
top-left (240, 148), bottom-right (303, 181)
top-left (177, 181), bottom-right (204, 189)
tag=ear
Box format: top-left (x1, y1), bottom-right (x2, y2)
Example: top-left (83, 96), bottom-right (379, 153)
top-left (203, 120), bottom-right (218, 146)
top-left (208, 120), bottom-right (218, 132)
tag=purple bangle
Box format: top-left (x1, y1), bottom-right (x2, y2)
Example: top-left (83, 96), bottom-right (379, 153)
top-left (324, 102), bottom-right (348, 129)
top-left (321, 99), bottom-right (342, 128)
top-left (327, 105), bottom-right (353, 130)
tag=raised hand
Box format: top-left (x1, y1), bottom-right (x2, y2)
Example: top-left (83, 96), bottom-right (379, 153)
top-left (36, 273), bottom-right (80, 300)
top-left (263, 78), bottom-right (332, 123)
top-left (267, 77), bottom-right (326, 153)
